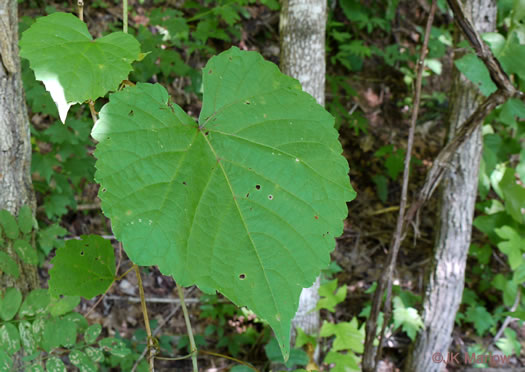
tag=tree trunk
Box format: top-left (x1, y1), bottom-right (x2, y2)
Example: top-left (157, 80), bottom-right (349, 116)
top-left (405, 1), bottom-right (497, 371)
top-left (0, 0), bottom-right (38, 293)
top-left (279, 0), bottom-right (326, 361)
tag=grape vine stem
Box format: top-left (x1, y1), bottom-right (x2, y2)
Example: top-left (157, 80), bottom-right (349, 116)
top-left (134, 264), bottom-right (156, 372)
top-left (176, 283), bottom-right (198, 372)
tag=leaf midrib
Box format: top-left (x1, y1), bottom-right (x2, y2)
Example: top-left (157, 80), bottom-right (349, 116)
top-left (200, 131), bottom-right (281, 327)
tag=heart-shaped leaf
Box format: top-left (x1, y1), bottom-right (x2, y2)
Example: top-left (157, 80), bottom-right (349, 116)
top-left (19, 12), bottom-right (140, 123)
top-left (92, 47), bottom-right (355, 359)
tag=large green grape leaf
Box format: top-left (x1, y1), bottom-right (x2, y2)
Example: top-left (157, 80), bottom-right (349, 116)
top-left (19, 12), bottom-right (140, 123)
top-left (92, 47), bottom-right (355, 359)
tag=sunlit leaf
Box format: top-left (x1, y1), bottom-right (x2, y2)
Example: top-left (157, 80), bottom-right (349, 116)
top-left (19, 12), bottom-right (141, 122)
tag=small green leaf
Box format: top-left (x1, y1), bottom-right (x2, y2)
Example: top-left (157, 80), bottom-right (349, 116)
top-left (295, 327), bottom-right (316, 348)
top-left (392, 296), bottom-right (424, 341)
top-left (498, 168), bottom-right (525, 224)
top-left (324, 350), bottom-right (360, 372)
top-left (0, 288), bottom-right (22, 321)
top-left (469, 243), bottom-right (492, 265)
top-left (0, 252), bottom-right (19, 278)
top-left (26, 364), bottom-right (44, 372)
top-left (372, 174), bottom-right (388, 203)
top-left (0, 323), bottom-right (21, 355)
top-left (19, 289), bottom-right (50, 317)
top-left (454, 53), bottom-right (497, 96)
top-left (85, 346), bottom-right (104, 363)
top-left (13, 239), bottom-right (38, 265)
top-left (465, 305), bottom-right (496, 336)
top-left (48, 295), bottom-right (80, 317)
top-left (496, 328), bottom-right (521, 356)
top-left (498, 33), bottom-right (525, 81)
top-left (495, 226), bottom-right (525, 270)
top-left (46, 356), bottom-right (67, 372)
top-left (49, 235), bottom-right (115, 299)
top-left (31, 316), bottom-right (46, 345)
top-left (0, 210), bottom-right (19, 239)
top-left (316, 279), bottom-right (347, 312)
top-left (501, 310), bottom-right (525, 320)
top-left (264, 338), bottom-right (308, 369)
top-left (98, 337), bottom-right (131, 358)
top-left (320, 318), bottom-right (364, 353)
top-left (0, 351), bottom-right (12, 372)
top-left (62, 312), bottom-right (89, 333)
top-left (18, 320), bottom-right (36, 355)
top-left (41, 318), bottom-right (77, 351)
top-left (84, 324), bottom-right (102, 344)
top-left (17, 205), bottom-right (34, 234)
top-left (69, 350), bottom-right (97, 372)
top-left (37, 223), bottom-right (67, 256)
top-left (19, 12), bottom-right (141, 122)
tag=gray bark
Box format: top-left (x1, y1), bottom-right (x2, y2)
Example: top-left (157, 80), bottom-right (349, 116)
top-left (405, 1), bottom-right (497, 371)
top-left (279, 0), bottom-right (326, 360)
top-left (0, 0), bottom-right (38, 293)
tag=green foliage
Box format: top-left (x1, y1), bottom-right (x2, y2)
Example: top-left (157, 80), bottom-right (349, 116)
top-left (198, 294), bottom-right (260, 357)
top-left (320, 317), bottom-right (364, 372)
top-left (464, 305), bottom-right (496, 337)
top-left (0, 286), bottom-right (132, 371)
top-left (392, 296), bottom-right (423, 341)
top-left (22, 60), bottom-right (96, 221)
top-left (321, 318), bottom-right (364, 353)
top-left (264, 337), bottom-right (308, 369)
top-left (92, 47), bottom-right (355, 358)
top-left (455, 53), bottom-right (497, 96)
top-left (49, 235), bottom-right (115, 299)
top-left (19, 12), bottom-right (141, 122)
top-left (0, 207), bottom-right (38, 277)
top-left (316, 279), bottom-right (347, 312)
top-left (0, 288), bottom-right (23, 321)
top-left (20, 4), bottom-right (357, 364)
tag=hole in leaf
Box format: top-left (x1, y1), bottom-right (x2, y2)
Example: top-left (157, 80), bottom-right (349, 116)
top-left (80, 251), bottom-right (84, 256)
top-left (268, 195), bottom-right (273, 200)
top-left (246, 193), bottom-right (249, 198)
top-left (182, 181), bottom-right (187, 185)
top-left (245, 100), bottom-right (250, 105)
top-left (102, 188), bottom-right (106, 193)
top-left (205, 131), bottom-right (209, 136)
top-left (255, 185), bottom-right (261, 190)
top-left (128, 110), bottom-right (134, 116)
top-left (239, 273), bottom-right (246, 280)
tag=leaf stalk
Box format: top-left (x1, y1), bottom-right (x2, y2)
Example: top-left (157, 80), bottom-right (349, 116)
top-left (176, 283), bottom-right (198, 372)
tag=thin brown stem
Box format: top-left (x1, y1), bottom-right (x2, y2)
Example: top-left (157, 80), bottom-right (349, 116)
top-left (134, 265), bottom-right (155, 372)
top-left (84, 264), bottom-right (133, 319)
top-left (362, 2), bottom-right (438, 370)
top-left (199, 350), bottom-right (259, 371)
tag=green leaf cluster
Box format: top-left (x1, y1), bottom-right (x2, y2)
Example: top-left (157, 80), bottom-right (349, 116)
top-left (0, 207), bottom-right (37, 278)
